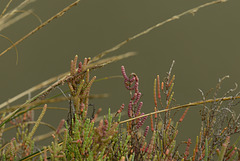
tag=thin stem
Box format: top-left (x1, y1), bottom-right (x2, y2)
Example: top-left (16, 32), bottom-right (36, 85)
top-left (119, 95), bottom-right (240, 124)
top-left (91, 0), bottom-right (228, 63)
top-left (0, 0), bottom-right (81, 57)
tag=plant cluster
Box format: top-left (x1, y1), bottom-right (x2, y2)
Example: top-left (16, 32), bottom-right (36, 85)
top-left (0, 0), bottom-right (239, 160)
top-left (0, 56), bottom-right (240, 160)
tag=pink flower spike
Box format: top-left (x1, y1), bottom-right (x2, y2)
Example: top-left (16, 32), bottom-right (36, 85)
top-left (131, 92), bottom-right (137, 100)
top-left (121, 66), bottom-right (129, 81)
top-left (144, 126), bottom-right (149, 137)
top-left (135, 85), bottom-right (139, 93)
top-left (141, 115), bottom-right (148, 123)
top-left (129, 75), bottom-right (136, 82)
top-left (128, 101), bottom-right (133, 117)
top-left (184, 138), bottom-right (191, 160)
top-left (134, 75), bottom-right (139, 82)
top-left (129, 76), bottom-right (135, 82)
top-left (78, 62), bottom-right (82, 73)
top-left (124, 80), bottom-right (136, 90)
top-left (136, 121), bottom-right (143, 129)
top-left (134, 82), bottom-right (139, 90)
top-left (135, 102), bottom-right (143, 116)
top-left (134, 92), bottom-right (141, 105)
top-left (137, 115), bottom-right (148, 129)
top-left (137, 112), bottom-right (144, 122)
top-left (117, 104), bottom-right (125, 114)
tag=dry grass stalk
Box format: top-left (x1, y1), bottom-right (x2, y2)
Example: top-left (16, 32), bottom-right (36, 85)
top-left (0, 0), bottom-right (35, 31)
top-left (90, 0), bottom-right (228, 63)
top-left (0, 72), bottom-right (66, 110)
top-left (0, 0), bottom-right (81, 57)
top-left (0, 52), bottom-right (135, 124)
top-left (0, 94), bottom-right (108, 114)
top-left (119, 95), bottom-right (240, 124)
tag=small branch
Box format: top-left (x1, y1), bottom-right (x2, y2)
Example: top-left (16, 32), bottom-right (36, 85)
top-left (0, 52), bottom-right (135, 126)
top-left (0, 0), bottom-right (81, 57)
top-left (27, 52), bottom-right (135, 103)
top-left (91, 0), bottom-right (228, 63)
top-left (0, 72), bottom-right (67, 110)
top-left (0, 94), bottom-right (108, 114)
top-left (27, 104), bottom-right (47, 143)
top-left (119, 95), bottom-right (240, 124)
top-left (0, 0), bottom-right (35, 31)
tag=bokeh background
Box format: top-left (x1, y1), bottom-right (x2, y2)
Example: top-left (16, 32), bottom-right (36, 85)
top-left (1, 0), bottom-right (240, 145)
